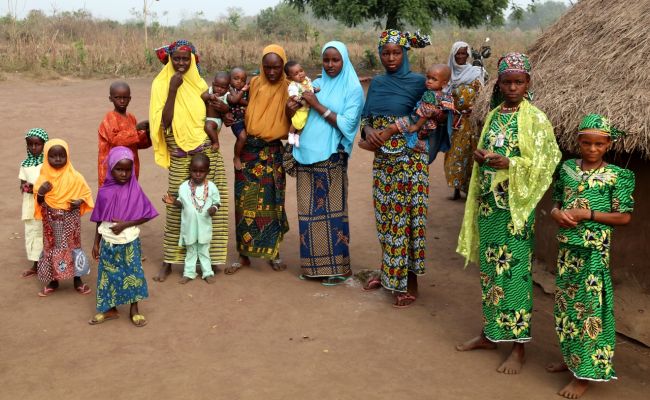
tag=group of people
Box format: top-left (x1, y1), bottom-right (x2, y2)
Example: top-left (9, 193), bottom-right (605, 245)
top-left (17, 31), bottom-right (635, 399)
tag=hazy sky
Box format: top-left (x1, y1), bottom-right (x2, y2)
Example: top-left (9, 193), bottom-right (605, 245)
top-left (2, 0), bottom-right (569, 25)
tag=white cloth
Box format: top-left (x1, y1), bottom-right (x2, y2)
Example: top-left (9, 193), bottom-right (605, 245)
top-left (98, 221), bottom-right (140, 244)
top-left (19, 165), bottom-right (41, 221)
top-left (448, 41), bottom-right (484, 89)
top-left (24, 219), bottom-right (43, 261)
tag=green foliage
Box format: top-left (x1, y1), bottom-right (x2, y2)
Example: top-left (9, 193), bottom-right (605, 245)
top-left (257, 3), bottom-right (311, 39)
top-left (73, 40), bottom-right (87, 65)
top-left (508, 0), bottom-right (568, 30)
top-left (363, 49), bottom-right (378, 69)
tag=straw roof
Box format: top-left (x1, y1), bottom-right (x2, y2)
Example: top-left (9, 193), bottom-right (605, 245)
top-left (473, 0), bottom-right (650, 158)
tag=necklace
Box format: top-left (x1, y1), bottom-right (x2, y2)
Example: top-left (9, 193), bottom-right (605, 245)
top-left (500, 104), bottom-right (519, 113)
top-left (189, 179), bottom-right (209, 212)
top-left (492, 105), bottom-right (519, 147)
top-left (577, 159), bottom-right (604, 193)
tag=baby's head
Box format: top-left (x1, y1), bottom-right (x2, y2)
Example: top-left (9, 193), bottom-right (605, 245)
top-left (230, 67), bottom-right (247, 90)
top-left (284, 61), bottom-right (306, 84)
top-left (108, 81), bottom-right (131, 114)
top-left (211, 72), bottom-right (230, 97)
top-left (425, 64), bottom-right (451, 91)
top-left (189, 153), bottom-right (210, 185)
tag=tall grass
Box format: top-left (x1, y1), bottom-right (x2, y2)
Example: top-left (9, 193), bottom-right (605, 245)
top-left (0, 10), bottom-right (539, 78)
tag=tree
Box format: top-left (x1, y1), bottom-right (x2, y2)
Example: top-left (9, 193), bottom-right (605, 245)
top-left (257, 3), bottom-right (311, 39)
top-left (508, 1), bottom-right (568, 30)
top-left (287, 0), bottom-right (517, 31)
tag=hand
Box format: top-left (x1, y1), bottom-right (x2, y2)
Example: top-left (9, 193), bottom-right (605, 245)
top-left (563, 208), bottom-right (590, 223)
top-left (301, 91), bottom-right (318, 107)
top-left (208, 98), bottom-right (229, 113)
top-left (136, 120), bottom-right (149, 132)
top-left (241, 83), bottom-right (250, 91)
top-left (551, 208), bottom-right (578, 228)
top-left (92, 241), bottom-right (100, 261)
top-left (286, 96), bottom-right (301, 112)
top-left (162, 192), bottom-right (177, 205)
top-left (473, 149), bottom-right (488, 164)
top-left (170, 72), bottom-right (184, 91)
top-left (21, 182), bottom-right (33, 194)
top-left (364, 127), bottom-right (386, 149)
top-left (110, 220), bottom-right (129, 235)
top-left (483, 153), bottom-right (510, 169)
top-left (208, 206), bottom-right (218, 216)
top-left (313, 87), bottom-right (321, 93)
top-left (210, 140), bottom-right (220, 152)
top-left (38, 181), bottom-right (53, 196)
top-left (69, 199), bottom-right (83, 209)
top-left (222, 112), bottom-right (235, 127)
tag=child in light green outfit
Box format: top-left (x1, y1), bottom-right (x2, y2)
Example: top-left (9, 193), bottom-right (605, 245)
top-left (162, 153), bottom-right (220, 284)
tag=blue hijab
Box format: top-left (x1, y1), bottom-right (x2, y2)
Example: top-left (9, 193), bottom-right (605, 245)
top-left (293, 41), bottom-right (365, 165)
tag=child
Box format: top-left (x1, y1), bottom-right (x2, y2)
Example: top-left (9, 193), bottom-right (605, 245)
top-left (285, 61), bottom-right (319, 148)
top-left (19, 128), bottom-right (49, 278)
top-left (229, 67), bottom-right (249, 171)
top-left (89, 147), bottom-right (158, 327)
top-left (162, 153), bottom-right (220, 284)
top-left (98, 81), bottom-right (151, 187)
top-left (34, 139), bottom-right (94, 296)
top-left (547, 114), bottom-right (635, 399)
top-left (358, 64), bottom-right (453, 155)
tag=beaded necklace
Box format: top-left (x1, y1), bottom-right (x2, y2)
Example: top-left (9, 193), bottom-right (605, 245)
top-left (189, 179), bottom-right (209, 212)
top-left (577, 159), bottom-right (604, 193)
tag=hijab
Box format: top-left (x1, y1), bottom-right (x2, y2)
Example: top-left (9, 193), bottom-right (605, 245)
top-left (91, 147), bottom-right (158, 223)
top-left (33, 139), bottom-right (94, 219)
top-left (22, 128), bottom-right (49, 167)
top-left (245, 44), bottom-right (290, 141)
top-left (578, 113), bottom-right (625, 141)
top-left (448, 41), bottom-right (484, 89)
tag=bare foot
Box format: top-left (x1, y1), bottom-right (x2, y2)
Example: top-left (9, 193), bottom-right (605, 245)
top-left (153, 262), bottom-right (172, 282)
top-left (558, 378), bottom-right (589, 399)
top-left (546, 361), bottom-right (569, 373)
top-left (455, 334), bottom-right (497, 351)
top-left (233, 156), bottom-right (242, 171)
top-left (21, 266), bottom-right (38, 278)
top-left (205, 275), bottom-right (217, 284)
top-left (178, 276), bottom-right (192, 284)
top-left (497, 343), bottom-right (526, 374)
top-left (358, 139), bottom-right (376, 152)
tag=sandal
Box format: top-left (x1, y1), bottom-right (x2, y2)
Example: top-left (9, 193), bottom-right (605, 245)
top-left (131, 314), bottom-right (148, 327)
top-left (322, 275), bottom-right (351, 287)
top-left (225, 262), bottom-right (243, 275)
top-left (75, 283), bottom-right (92, 295)
top-left (393, 292), bottom-right (417, 309)
top-left (363, 276), bottom-right (382, 291)
top-left (21, 268), bottom-right (37, 278)
top-left (269, 259), bottom-right (287, 272)
top-left (88, 312), bottom-right (119, 325)
top-left (37, 286), bottom-right (56, 297)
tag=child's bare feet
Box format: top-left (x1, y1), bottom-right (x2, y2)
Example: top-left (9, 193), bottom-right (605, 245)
top-left (455, 334), bottom-right (497, 351)
top-left (233, 156), bottom-right (242, 171)
top-left (21, 264), bottom-right (37, 278)
top-left (358, 139), bottom-right (376, 152)
top-left (546, 361), bottom-right (569, 373)
top-left (178, 276), bottom-right (192, 284)
top-left (153, 262), bottom-right (172, 282)
top-left (497, 343), bottom-right (526, 374)
top-left (558, 378), bottom-right (589, 399)
top-left (205, 275), bottom-right (217, 284)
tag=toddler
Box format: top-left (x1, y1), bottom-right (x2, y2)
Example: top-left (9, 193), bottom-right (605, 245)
top-left (229, 67), bottom-right (250, 171)
top-left (285, 61), bottom-right (319, 148)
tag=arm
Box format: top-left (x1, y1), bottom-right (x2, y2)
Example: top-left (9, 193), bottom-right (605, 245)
top-left (301, 91), bottom-right (338, 128)
top-left (162, 192), bottom-right (182, 208)
top-left (36, 181), bottom-right (52, 205)
top-left (561, 208), bottom-right (631, 226)
top-left (162, 72), bottom-right (184, 129)
top-left (227, 84), bottom-right (249, 104)
top-left (110, 217), bottom-right (152, 235)
top-left (207, 183), bottom-right (220, 216)
top-left (92, 222), bottom-right (102, 260)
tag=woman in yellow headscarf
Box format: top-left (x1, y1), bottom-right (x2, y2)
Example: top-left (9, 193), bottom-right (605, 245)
top-left (149, 40), bottom-right (229, 282)
top-left (225, 44), bottom-right (292, 274)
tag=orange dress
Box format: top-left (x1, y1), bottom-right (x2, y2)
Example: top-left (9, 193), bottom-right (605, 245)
top-left (98, 111), bottom-right (151, 186)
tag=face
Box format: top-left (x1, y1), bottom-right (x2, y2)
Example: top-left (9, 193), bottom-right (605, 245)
top-left (230, 70), bottom-right (247, 90)
top-left (109, 86), bottom-right (131, 113)
top-left (26, 136), bottom-right (45, 157)
top-left (171, 50), bottom-right (191, 73)
top-left (380, 43), bottom-right (403, 73)
top-left (455, 47), bottom-right (469, 65)
top-left (287, 64), bottom-right (306, 83)
top-left (497, 72), bottom-right (530, 106)
top-left (262, 53), bottom-right (284, 83)
top-left (190, 160), bottom-right (209, 184)
top-left (322, 47), bottom-right (343, 78)
top-left (111, 159), bottom-right (133, 184)
top-left (211, 77), bottom-right (230, 96)
top-left (47, 145), bottom-right (67, 169)
top-left (425, 69), bottom-right (449, 91)
top-left (578, 133), bottom-right (611, 164)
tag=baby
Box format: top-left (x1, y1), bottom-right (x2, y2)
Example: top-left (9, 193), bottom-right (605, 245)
top-left (229, 67), bottom-right (249, 171)
top-left (203, 72), bottom-right (248, 153)
top-left (285, 61), bottom-right (319, 148)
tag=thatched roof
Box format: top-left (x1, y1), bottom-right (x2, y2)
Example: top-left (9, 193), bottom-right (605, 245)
top-left (473, 0), bottom-right (650, 158)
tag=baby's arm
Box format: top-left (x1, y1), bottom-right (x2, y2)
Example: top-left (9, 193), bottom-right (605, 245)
top-left (228, 84), bottom-right (250, 104)
top-left (408, 117), bottom-right (429, 134)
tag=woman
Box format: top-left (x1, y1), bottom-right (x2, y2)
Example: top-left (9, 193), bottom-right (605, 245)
top-left (225, 44), bottom-right (291, 274)
top-left (149, 40), bottom-right (229, 282)
top-left (445, 41), bottom-right (485, 200)
top-left (456, 53), bottom-right (561, 375)
top-left (293, 41), bottom-right (364, 285)
top-left (360, 30), bottom-right (431, 308)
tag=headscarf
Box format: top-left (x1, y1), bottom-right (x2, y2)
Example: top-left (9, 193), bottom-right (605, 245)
top-left (293, 41), bottom-right (365, 164)
top-left (150, 40), bottom-right (209, 168)
top-left (155, 39), bottom-right (201, 71)
top-left (22, 128), bottom-right (49, 167)
top-left (490, 52), bottom-right (533, 109)
top-left (33, 139), bottom-right (94, 219)
top-left (578, 113), bottom-right (625, 141)
top-left (448, 41), bottom-right (484, 89)
top-left (244, 44), bottom-right (290, 141)
top-left (362, 30), bottom-right (429, 118)
top-left (91, 147), bottom-right (158, 223)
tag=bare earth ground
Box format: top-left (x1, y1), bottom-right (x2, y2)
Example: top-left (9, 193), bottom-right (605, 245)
top-left (0, 76), bottom-right (648, 400)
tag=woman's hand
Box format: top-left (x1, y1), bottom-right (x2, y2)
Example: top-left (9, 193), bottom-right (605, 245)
top-left (363, 127), bottom-right (387, 149)
top-left (551, 208), bottom-right (578, 228)
top-left (286, 96), bottom-right (301, 112)
top-left (484, 153), bottom-right (510, 169)
top-left (169, 72), bottom-right (184, 91)
top-left (473, 149), bottom-right (488, 165)
top-left (301, 91), bottom-right (319, 108)
top-left (208, 98), bottom-right (230, 114)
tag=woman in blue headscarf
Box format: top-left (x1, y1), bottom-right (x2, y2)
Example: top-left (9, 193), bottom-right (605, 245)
top-left (293, 41), bottom-right (364, 285)
top-left (360, 30), bottom-right (432, 307)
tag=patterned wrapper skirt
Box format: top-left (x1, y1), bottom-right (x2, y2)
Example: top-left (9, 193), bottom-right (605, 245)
top-left (96, 238), bottom-right (148, 313)
top-left (163, 132), bottom-right (229, 265)
top-left (235, 137), bottom-right (289, 259)
top-left (296, 150), bottom-right (351, 277)
top-left (444, 114), bottom-right (477, 193)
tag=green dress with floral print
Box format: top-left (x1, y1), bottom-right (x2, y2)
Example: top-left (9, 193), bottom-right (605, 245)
top-left (478, 111), bottom-right (535, 343)
top-left (552, 159), bottom-right (635, 381)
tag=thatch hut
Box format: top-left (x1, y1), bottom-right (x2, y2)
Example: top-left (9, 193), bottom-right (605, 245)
top-left (472, 0), bottom-right (650, 345)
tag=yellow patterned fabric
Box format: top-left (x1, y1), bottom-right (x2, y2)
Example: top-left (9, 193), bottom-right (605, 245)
top-left (457, 99), bottom-right (560, 265)
top-left (149, 53), bottom-right (209, 168)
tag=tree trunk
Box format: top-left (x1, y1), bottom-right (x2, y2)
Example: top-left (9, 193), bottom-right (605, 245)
top-left (385, 14), bottom-right (399, 30)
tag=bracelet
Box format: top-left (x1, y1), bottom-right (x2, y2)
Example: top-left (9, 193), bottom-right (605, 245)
top-left (550, 207), bottom-right (560, 215)
top-left (590, 210), bottom-right (595, 221)
top-left (36, 193), bottom-right (45, 197)
top-left (322, 109), bottom-right (332, 118)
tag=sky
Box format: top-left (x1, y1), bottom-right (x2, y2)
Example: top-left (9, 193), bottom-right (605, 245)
top-left (1, 0), bottom-right (570, 25)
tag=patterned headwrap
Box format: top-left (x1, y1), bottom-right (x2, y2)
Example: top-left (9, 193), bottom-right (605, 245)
top-left (578, 113), bottom-right (625, 141)
top-left (497, 52), bottom-right (531, 76)
top-left (155, 39), bottom-right (200, 66)
top-left (22, 128), bottom-right (49, 167)
top-left (378, 29), bottom-right (431, 50)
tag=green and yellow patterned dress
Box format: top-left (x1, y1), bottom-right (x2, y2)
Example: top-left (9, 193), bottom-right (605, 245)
top-left (478, 111), bottom-right (535, 342)
top-left (552, 159), bottom-right (635, 381)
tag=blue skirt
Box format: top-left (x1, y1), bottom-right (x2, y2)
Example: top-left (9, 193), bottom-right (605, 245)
top-left (96, 238), bottom-right (148, 312)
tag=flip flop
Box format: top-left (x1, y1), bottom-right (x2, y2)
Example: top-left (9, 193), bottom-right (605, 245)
top-left (225, 262), bottom-right (243, 275)
top-left (269, 259), bottom-right (287, 272)
top-left (393, 293), bottom-right (417, 309)
top-left (37, 286), bottom-right (56, 297)
top-left (75, 284), bottom-right (92, 295)
top-left (131, 314), bottom-right (148, 327)
top-left (21, 268), bottom-right (37, 278)
top-left (321, 275), bottom-right (350, 286)
top-left (363, 277), bottom-right (382, 291)
top-left (88, 312), bottom-right (119, 325)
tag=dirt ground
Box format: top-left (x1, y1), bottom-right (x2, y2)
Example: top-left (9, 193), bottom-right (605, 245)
top-left (0, 76), bottom-right (648, 400)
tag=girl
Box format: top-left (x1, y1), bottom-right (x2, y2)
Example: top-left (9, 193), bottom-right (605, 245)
top-left (34, 139), bottom-right (94, 296)
top-left (19, 128), bottom-right (48, 278)
top-left (89, 147), bottom-right (158, 327)
top-left (547, 114), bottom-right (634, 399)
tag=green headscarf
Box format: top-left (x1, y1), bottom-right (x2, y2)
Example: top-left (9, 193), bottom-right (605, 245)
top-left (578, 113), bottom-right (625, 141)
top-left (22, 128), bottom-right (49, 167)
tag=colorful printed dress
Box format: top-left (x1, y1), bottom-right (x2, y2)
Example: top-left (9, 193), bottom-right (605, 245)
top-left (445, 79), bottom-right (481, 192)
top-left (478, 111), bottom-right (535, 342)
top-left (361, 115), bottom-right (428, 293)
top-left (552, 159), bottom-right (635, 381)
